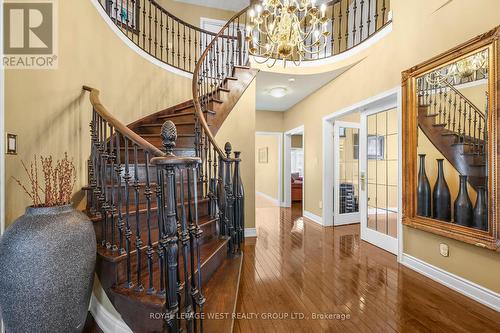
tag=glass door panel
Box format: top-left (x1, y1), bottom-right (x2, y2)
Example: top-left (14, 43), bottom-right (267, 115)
top-left (360, 108), bottom-right (399, 254)
top-left (334, 122), bottom-right (360, 225)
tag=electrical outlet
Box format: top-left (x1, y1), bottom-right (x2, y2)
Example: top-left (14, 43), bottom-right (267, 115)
top-left (439, 243), bottom-right (449, 257)
top-left (319, 201), bottom-right (322, 209)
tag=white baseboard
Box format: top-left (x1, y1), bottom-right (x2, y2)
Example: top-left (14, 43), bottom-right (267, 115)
top-left (280, 202), bottom-right (290, 208)
top-left (401, 254), bottom-right (500, 312)
top-left (90, 294), bottom-right (133, 333)
top-left (244, 228), bottom-right (257, 238)
top-left (256, 192), bottom-right (279, 205)
top-left (303, 210), bottom-right (323, 226)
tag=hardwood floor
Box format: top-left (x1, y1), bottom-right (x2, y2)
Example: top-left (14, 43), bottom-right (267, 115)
top-left (233, 195), bottom-right (500, 333)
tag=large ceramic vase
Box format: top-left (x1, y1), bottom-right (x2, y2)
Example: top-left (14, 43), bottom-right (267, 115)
top-left (473, 186), bottom-right (488, 231)
top-left (454, 175), bottom-right (473, 227)
top-left (417, 154), bottom-right (432, 217)
top-left (432, 159), bottom-right (451, 221)
top-left (0, 205), bottom-right (96, 333)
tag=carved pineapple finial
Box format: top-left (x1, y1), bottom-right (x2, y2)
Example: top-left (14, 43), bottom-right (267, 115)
top-left (161, 120), bottom-right (177, 156)
top-left (224, 142), bottom-right (232, 158)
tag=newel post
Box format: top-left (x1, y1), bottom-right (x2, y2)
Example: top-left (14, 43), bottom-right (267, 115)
top-left (158, 120), bottom-right (180, 332)
top-left (233, 151), bottom-right (244, 250)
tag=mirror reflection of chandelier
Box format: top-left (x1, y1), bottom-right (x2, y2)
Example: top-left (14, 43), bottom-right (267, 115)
top-left (425, 50), bottom-right (489, 85)
top-left (246, 0), bottom-right (331, 67)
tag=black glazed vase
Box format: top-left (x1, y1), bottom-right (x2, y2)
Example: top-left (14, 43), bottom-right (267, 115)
top-left (473, 186), bottom-right (488, 231)
top-left (454, 175), bottom-right (473, 227)
top-left (417, 154), bottom-right (432, 217)
top-left (432, 159), bottom-right (451, 221)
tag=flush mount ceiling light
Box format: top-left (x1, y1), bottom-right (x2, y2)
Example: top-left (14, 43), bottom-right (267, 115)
top-left (268, 87), bottom-right (288, 98)
top-left (246, 0), bottom-right (331, 68)
top-left (288, 78), bottom-right (296, 82)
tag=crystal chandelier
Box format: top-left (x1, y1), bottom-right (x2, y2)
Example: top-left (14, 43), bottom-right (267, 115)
top-left (246, 0), bottom-right (331, 67)
top-left (425, 50), bottom-right (488, 85)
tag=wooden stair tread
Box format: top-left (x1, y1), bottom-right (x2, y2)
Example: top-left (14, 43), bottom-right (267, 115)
top-left (203, 254), bottom-right (243, 333)
top-left (96, 214), bottom-right (217, 262)
top-left (157, 109), bottom-right (215, 119)
top-left (112, 237), bottom-right (229, 300)
top-left (89, 198), bottom-right (210, 223)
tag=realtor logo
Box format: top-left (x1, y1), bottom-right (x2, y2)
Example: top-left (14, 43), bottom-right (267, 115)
top-left (3, 0), bottom-right (58, 69)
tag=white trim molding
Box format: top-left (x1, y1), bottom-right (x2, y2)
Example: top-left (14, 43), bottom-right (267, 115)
top-left (90, 294), bottom-right (133, 333)
top-left (303, 210), bottom-right (323, 226)
top-left (401, 254), bottom-right (500, 312)
top-left (256, 191), bottom-right (280, 205)
top-left (244, 228), bottom-right (257, 238)
top-left (91, 0), bottom-right (192, 79)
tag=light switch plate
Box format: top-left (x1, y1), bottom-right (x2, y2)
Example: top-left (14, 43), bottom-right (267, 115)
top-left (439, 243), bottom-right (449, 257)
top-left (319, 201), bottom-right (322, 209)
top-left (7, 134), bottom-right (17, 155)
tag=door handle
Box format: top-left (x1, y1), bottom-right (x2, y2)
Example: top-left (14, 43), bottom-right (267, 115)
top-left (360, 172), bottom-right (366, 191)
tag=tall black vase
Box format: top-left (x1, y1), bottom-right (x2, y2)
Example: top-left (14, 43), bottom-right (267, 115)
top-left (417, 154), bottom-right (432, 217)
top-left (432, 159), bottom-right (451, 221)
top-left (454, 175), bottom-right (473, 227)
top-left (473, 186), bottom-right (488, 231)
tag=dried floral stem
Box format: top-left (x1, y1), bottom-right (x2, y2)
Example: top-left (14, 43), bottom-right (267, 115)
top-left (13, 153), bottom-right (76, 207)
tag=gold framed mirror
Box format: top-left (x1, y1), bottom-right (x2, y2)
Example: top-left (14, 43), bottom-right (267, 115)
top-left (402, 26), bottom-right (499, 251)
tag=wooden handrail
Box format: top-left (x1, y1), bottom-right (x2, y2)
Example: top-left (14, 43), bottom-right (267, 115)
top-left (192, 7), bottom-right (250, 163)
top-left (444, 81), bottom-right (485, 120)
top-left (83, 86), bottom-right (165, 157)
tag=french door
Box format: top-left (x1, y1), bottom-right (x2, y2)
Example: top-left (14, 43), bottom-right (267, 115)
top-left (359, 108), bottom-right (399, 254)
top-left (333, 122), bottom-right (360, 225)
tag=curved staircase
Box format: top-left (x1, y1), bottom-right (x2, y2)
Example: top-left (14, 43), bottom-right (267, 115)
top-left (83, 1), bottom-right (393, 332)
top-left (417, 78), bottom-right (487, 190)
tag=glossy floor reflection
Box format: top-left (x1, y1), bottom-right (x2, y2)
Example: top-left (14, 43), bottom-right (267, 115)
top-left (233, 195), bottom-right (500, 332)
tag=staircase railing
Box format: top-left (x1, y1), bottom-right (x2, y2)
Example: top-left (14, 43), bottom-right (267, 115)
top-left (417, 77), bottom-right (487, 156)
top-left (98, 0), bottom-right (392, 72)
top-left (83, 86), bottom-right (205, 331)
top-left (98, 0), bottom-right (224, 73)
top-left (192, 8), bottom-right (250, 255)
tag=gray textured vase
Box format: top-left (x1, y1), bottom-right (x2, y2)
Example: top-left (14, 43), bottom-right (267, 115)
top-left (0, 205), bottom-right (96, 333)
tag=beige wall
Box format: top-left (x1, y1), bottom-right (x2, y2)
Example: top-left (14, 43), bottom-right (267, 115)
top-left (215, 81), bottom-right (257, 229)
top-left (255, 135), bottom-right (280, 200)
top-left (280, 0), bottom-right (500, 291)
top-left (256, 110), bottom-right (284, 132)
top-left (4, 0), bottom-right (193, 226)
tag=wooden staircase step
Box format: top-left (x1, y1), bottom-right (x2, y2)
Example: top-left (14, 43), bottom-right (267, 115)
top-left (425, 113), bottom-right (440, 117)
top-left (107, 237), bottom-right (230, 333)
top-left (203, 254), bottom-right (243, 333)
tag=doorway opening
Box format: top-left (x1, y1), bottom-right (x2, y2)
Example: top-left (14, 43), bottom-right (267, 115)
top-left (323, 88), bottom-right (401, 256)
top-left (284, 126), bottom-right (304, 214)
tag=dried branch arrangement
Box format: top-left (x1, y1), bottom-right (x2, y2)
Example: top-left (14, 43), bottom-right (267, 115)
top-left (13, 153), bottom-right (76, 207)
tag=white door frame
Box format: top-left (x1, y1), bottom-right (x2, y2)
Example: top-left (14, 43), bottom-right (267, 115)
top-left (322, 87), bottom-right (403, 260)
top-left (255, 132), bottom-right (283, 205)
top-left (284, 125), bottom-right (304, 209)
top-left (333, 121), bottom-right (361, 226)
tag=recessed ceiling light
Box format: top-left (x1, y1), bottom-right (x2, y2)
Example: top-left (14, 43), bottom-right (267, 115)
top-left (288, 78), bottom-right (296, 82)
top-left (268, 87), bottom-right (288, 98)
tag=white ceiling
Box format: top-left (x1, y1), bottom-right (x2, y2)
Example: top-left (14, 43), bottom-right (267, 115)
top-left (256, 65), bottom-right (355, 112)
top-left (173, 0), bottom-right (250, 12)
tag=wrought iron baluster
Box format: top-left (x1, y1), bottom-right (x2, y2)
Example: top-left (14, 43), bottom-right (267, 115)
top-left (133, 145), bottom-right (144, 291)
top-left (123, 139), bottom-right (133, 288)
top-left (142, 0), bottom-right (146, 49)
top-left (156, 166), bottom-right (166, 296)
top-left (115, 132), bottom-right (125, 254)
top-left (144, 151), bottom-right (155, 294)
